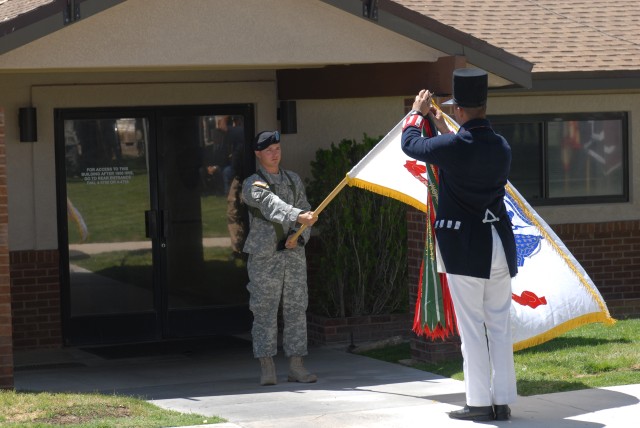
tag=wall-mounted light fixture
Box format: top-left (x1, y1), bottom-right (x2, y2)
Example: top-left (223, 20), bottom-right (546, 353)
top-left (19, 107), bottom-right (37, 142)
top-left (279, 100), bottom-right (297, 134)
top-left (362, 0), bottom-right (378, 21)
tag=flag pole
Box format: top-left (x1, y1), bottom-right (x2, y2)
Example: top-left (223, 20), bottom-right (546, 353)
top-left (289, 176), bottom-right (349, 242)
top-left (290, 104), bottom-right (454, 244)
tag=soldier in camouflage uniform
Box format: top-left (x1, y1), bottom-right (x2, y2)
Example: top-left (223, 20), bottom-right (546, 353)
top-left (241, 130), bottom-right (318, 386)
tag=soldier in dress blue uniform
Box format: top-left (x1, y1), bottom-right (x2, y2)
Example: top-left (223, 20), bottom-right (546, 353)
top-left (241, 130), bottom-right (318, 386)
top-left (401, 69), bottom-right (518, 421)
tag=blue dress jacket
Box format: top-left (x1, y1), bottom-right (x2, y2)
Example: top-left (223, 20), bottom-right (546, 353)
top-left (401, 116), bottom-right (518, 279)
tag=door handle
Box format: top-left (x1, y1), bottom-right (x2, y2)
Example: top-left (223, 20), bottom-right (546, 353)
top-left (145, 210), bottom-right (169, 240)
top-left (160, 210), bottom-right (170, 239)
top-left (144, 210), bottom-right (157, 238)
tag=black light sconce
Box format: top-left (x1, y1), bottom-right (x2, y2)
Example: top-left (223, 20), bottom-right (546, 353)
top-left (279, 100), bottom-right (297, 134)
top-left (362, 0), bottom-right (378, 21)
top-left (19, 107), bottom-right (37, 142)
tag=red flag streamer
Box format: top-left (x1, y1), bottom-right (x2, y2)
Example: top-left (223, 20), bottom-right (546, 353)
top-left (411, 117), bottom-right (457, 340)
top-left (412, 164), bottom-right (457, 339)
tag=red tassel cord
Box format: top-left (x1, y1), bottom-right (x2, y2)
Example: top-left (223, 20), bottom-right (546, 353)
top-left (411, 116), bottom-right (457, 340)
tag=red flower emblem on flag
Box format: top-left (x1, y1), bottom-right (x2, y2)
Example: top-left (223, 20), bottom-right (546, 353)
top-left (512, 291), bottom-right (548, 309)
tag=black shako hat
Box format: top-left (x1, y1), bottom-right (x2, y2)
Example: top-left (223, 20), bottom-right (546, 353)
top-left (253, 130), bottom-right (281, 151)
top-left (442, 68), bottom-right (488, 108)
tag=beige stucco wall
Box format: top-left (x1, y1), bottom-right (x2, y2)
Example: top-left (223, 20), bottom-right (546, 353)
top-left (489, 91), bottom-right (638, 225)
top-left (293, 92), bottom-right (640, 227)
top-left (0, 0), bottom-right (443, 72)
top-left (0, 70), bottom-right (409, 251)
top-left (0, 0), bottom-right (445, 252)
top-left (1, 77), bottom-right (639, 251)
top-left (280, 97), bottom-right (405, 178)
top-left (1, 70), bottom-right (278, 250)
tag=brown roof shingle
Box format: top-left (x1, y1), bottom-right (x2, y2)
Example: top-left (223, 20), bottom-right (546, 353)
top-left (392, 0), bottom-right (640, 73)
top-left (2, 1), bottom-right (638, 76)
top-left (0, 0), bottom-right (54, 23)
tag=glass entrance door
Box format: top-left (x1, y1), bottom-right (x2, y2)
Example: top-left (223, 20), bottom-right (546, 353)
top-left (56, 105), bottom-right (254, 345)
top-left (157, 108), bottom-right (253, 337)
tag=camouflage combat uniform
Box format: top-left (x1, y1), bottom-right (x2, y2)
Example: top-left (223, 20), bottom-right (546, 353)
top-left (241, 164), bottom-right (312, 359)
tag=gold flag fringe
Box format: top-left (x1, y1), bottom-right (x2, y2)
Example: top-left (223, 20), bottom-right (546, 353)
top-left (346, 176), bottom-right (427, 213)
top-left (513, 311), bottom-right (614, 351)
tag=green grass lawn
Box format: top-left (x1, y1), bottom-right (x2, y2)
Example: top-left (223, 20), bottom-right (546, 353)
top-left (67, 172), bottom-right (229, 244)
top-left (0, 390), bottom-right (218, 427)
top-left (359, 318), bottom-right (640, 396)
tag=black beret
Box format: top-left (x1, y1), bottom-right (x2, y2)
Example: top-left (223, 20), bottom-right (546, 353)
top-left (253, 131), bottom-right (281, 151)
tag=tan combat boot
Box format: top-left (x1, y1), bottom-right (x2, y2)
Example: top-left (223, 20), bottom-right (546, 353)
top-left (259, 357), bottom-right (277, 386)
top-left (287, 356), bottom-right (318, 383)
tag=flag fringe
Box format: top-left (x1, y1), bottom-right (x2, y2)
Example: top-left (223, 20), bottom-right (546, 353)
top-left (347, 177), bottom-right (427, 213)
top-left (512, 311), bottom-right (616, 352)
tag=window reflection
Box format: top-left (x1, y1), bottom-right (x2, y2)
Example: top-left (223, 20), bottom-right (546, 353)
top-left (64, 117), bottom-right (153, 316)
top-left (62, 112), bottom-right (251, 316)
top-left (198, 114), bottom-right (248, 258)
top-left (548, 119), bottom-right (623, 198)
top-left (495, 122), bottom-right (542, 200)
top-left (491, 113), bottom-right (626, 204)
top-left (166, 113), bottom-right (249, 309)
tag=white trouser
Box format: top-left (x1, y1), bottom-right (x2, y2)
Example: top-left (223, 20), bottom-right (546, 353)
top-left (446, 226), bottom-right (517, 406)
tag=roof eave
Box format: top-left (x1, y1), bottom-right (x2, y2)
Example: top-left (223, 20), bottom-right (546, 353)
top-left (0, 0), bottom-right (125, 56)
top-left (492, 70), bottom-right (640, 94)
top-left (320, 0), bottom-right (533, 89)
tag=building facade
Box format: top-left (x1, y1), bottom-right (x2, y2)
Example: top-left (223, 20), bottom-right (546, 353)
top-left (1, 0), bottom-right (638, 389)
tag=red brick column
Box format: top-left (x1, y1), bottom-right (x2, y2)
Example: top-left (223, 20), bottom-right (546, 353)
top-left (0, 108), bottom-right (13, 389)
top-left (407, 208), bottom-right (461, 363)
top-left (10, 250), bottom-right (62, 350)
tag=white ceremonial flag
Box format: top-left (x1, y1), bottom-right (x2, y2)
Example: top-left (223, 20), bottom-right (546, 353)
top-left (345, 113), bottom-right (615, 350)
top-left (346, 114), bottom-right (430, 212)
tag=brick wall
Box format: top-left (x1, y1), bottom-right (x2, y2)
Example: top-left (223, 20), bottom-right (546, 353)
top-left (553, 221), bottom-right (640, 318)
top-left (0, 108), bottom-right (13, 389)
top-left (307, 312), bottom-right (413, 346)
top-left (10, 250), bottom-right (62, 350)
top-left (407, 207), bottom-right (640, 363)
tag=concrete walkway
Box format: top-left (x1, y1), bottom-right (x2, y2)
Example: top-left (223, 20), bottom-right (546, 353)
top-left (13, 342), bottom-right (640, 428)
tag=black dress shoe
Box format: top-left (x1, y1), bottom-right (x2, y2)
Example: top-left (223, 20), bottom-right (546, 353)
top-left (494, 404), bottom-right (511, 420)
top-left (448, 405), bottom-right (494, 421)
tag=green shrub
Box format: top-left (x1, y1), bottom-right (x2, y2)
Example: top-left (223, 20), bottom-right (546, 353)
top-left (306, 135), bottom-right (408, 318)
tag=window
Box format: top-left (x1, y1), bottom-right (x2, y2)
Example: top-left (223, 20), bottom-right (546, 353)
top-left (490, 113), bottom-right (628, 205)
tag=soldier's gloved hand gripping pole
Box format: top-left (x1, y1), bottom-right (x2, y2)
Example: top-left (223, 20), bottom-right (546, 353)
top-left (287, 176), bottom-right (349, 244)
top-left (279, 213), bottom-right (314, 251)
